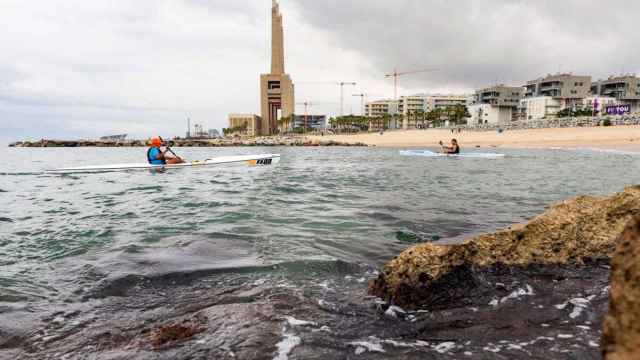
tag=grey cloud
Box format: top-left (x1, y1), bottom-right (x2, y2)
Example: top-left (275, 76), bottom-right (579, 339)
top-left (0, 91), bottom-right (188, 113)
top-left (290, 0), bottom-right (640, 91)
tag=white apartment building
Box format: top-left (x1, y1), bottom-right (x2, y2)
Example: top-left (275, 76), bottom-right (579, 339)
top-left (519, 97), bottom-right (562, 120)
top-left (397, 94), bottom-right (470, 116)
top-left (364, 99), bottom-right (400, 117)
top-left (468, 85), bottom-right (524, 127)
top-left (468, 104), bottom-right (514, 126)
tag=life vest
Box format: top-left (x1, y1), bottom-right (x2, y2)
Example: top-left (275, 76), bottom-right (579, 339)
top-left (147, 147), bottom-right (166, 165)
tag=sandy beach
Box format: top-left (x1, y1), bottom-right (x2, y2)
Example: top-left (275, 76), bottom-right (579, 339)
top-left (310, 126), bottom-right (640, 149)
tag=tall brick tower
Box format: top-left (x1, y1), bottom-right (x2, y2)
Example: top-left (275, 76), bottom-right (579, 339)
top-left (260, 0), bottom-right (295, 135)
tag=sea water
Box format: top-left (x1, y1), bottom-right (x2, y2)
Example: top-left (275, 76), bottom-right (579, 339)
top-left (0, 146), bottom-right (638, 358)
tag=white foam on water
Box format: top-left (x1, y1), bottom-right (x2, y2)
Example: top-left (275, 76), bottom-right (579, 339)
top-left (347, 337), bottom-right (385, 354)
top-left (284, 316), bottom-right (316, 327)
top-left (382, 339), bottom-right (431, 348)
top-left (273, 328), bottom-right (301, 360)
top-left (434, 341), bottom-right (456, 354)
top-left (535, 336), bottom-right (555, 342)
top-left (383, 339), bottom-right (414, 348)
top-left (589, 341), bottom-right (599, 348)
top-left (500, 285), bottom-right (535, 304)
top-left (568, 295), bottom-right (596, 319)
top-left (483, 344), bottom-right (502, 353)
top-left (384, 305), bottom-right (407, 318)
top-left (388, 305), bottom-right (406, 314)
top-left (557, 334), bottom-right (574, 339)
top-left (554, 303), bottom-right (568, 310)
top-left (384, 308), bottom-right (397, 318)
top-left (319, 326), bottom-right (331, 333)
top-left (489, 299), bottom-right (499, 307)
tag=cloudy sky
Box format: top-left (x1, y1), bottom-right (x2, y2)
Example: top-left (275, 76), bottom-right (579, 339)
top-left (1, 0), bottom-right (638, 143)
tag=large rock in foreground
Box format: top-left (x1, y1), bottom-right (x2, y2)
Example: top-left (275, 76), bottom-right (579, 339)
top-left (369, 186), bottom-right (640, 308)
top-left (602, 215), bottom-right (640, 359)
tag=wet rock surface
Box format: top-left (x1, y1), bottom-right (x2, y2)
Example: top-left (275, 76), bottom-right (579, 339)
top-left (369, 186), bottom-right (640, 309)
top-left (1, 259), bottom-right (609, 359)
top-left (603, 215), bottom-right (640, 359)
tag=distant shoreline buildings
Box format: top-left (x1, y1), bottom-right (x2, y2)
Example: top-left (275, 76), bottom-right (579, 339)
top-left (225, 3), bottom-right (639, 135)
top-left (364, 73), bottom-right (640, 129)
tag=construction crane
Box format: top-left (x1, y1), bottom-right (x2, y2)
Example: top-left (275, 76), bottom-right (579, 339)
top-left (385, 68), bottom-right (438, 100)
top-left (297, 81), bottom-right (357, 116)
top-left (352, 94), bottom-right (368, 116)
top-left (352, 94), bottom-right (385, 117)
top-left (338, 82), bottom-right (357, 116)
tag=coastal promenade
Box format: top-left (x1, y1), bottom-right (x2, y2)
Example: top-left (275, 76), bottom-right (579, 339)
top-left (311, 125), bottom-right (640, 149)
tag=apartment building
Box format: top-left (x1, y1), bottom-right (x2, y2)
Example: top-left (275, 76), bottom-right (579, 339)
top-left (475, 85), bottom-right (524, 107)
top-left (525, 73), bottom-right (591, 99)
top-left (520, 73), bottom-right (592, 120)
top-left (591, 75), bottom-right (640, 113)
top-left (468, 85), bottom-right (524, 126)
top-left (397, 94), bottom-right (469, 115)
top-left (364, 99), bottom-right (400, 117)
top-left (392, 94), bottom-right (469, 129)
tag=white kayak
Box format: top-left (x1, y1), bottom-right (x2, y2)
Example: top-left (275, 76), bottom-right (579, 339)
top-left (400, 150), bottom-right (505, 159)
top-left (48, 154), bottom-right (281, 174)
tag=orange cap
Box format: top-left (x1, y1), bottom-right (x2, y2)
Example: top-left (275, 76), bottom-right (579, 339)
top-left (150, 136), bottom-right (162, 147)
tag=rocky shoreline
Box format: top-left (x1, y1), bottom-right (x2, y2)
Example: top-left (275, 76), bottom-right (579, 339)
top-left (369, 186), bottom-right (640, 308)
top-left (368, 186), bottom-right (640, 358)
top-left (8, 137), bottom-right (369, 148)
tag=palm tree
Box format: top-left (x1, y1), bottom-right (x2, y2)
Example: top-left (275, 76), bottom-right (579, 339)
top-left (428, 108), bottom-right (444, 128)
top-left (416, 109), bottom-right (426, 129)
top-left (382, 113), bottom-right (391, 130)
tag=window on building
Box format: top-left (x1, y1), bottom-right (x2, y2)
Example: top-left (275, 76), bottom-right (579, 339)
top-left (268, 81), bottom-right (281, 90)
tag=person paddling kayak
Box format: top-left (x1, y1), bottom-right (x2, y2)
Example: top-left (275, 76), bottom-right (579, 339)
top-left (147, 136), bottom-right (185, 165)
top-left (439, 139), bottom-right (460, 154)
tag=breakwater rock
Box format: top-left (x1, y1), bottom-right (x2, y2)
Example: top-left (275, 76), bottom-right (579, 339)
top-left (602, 215), bottom-right (640, 359)
top-left (8, 137), bottom-right (369, 148)
top-left (369, 186), bottom-right (640, 309)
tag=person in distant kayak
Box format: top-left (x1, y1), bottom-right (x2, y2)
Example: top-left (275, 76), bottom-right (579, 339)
top-left (439, 139), bottom-right (460, 154)
top-left (147, 136), bottom-right (185, 165)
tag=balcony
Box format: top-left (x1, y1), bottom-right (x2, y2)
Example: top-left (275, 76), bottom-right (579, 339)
top-left (540, 82), bottom-right (561, 90)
